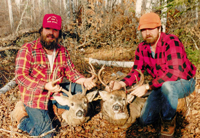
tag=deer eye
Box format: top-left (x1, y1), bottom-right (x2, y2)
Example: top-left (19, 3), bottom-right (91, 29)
top-left (122, 98), bottom-right (126, 101)
top-left (71, 103), bottom-right (74, 106)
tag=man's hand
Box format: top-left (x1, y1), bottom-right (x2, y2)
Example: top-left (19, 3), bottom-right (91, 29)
top-left (83, 75), bottom-right (96, 90)
top-left (105, 81), bottom-right (126, 92)
top-left (44, 77), bottom-right (62, 93)
top-left (129, 84), bottom-right (148, 97)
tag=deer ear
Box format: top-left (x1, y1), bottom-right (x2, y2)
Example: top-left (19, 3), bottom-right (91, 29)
top-left (53, 96), bottom-right (70, 106)
top-left (99, 91), bottom-right (109, 101)
top-left (86, 90), bottom-right (98, 102)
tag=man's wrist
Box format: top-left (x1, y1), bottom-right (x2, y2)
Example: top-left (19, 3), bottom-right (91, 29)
top-left (145, 83), bottom-right (150, 90)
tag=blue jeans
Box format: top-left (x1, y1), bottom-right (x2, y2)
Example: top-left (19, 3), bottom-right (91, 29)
top-left (18, 82), bottom-right (82, 137)
top-left (139, 78), bottom-right (196, 125)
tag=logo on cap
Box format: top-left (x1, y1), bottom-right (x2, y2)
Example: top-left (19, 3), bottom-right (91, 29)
top-left (47, 16), bottom-right (58, 24)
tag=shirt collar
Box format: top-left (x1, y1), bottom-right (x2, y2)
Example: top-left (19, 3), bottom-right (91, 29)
top-left (156, 32), bottom-right (164, 48)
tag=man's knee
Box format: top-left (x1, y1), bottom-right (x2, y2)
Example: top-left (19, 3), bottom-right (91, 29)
top-left (161, 81), bottom-right (173, 95)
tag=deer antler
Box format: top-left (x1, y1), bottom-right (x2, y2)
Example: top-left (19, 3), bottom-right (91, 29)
top-left (98, 65), bottom-right (144, 93)
top-left (52, 66), bottom-right (72, 97)
top-left (81, 83), bottom-right (87, 96)
top-left (97, 64), bottom-right (112, 91)
top-left (126, 69), bottom-right (144, 93)
top-left (81, 63), bottom-right (97, 96)
top-left (88, 62), bottom-right (98, 83)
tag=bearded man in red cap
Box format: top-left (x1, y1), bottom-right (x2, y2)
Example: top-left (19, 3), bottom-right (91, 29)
top-left (11, 14), bottom-right (96, 137)
top-left (106, 12), bottom-right (196, 138)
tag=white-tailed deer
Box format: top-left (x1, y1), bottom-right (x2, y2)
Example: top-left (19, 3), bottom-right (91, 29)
top-left (53, 63), bottom-right (98, 126)
top-left (98, 65), bottom-right (146, 129)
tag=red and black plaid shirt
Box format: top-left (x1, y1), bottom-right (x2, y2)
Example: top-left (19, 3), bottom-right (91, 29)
top-left (15, 38), bottom-right (84, 110)
top-left (122, 32), bottom-right (196, 89)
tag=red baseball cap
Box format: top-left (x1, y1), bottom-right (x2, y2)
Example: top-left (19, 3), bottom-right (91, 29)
top-left (138, 12), bottom-right (161, 30)
top-left (42, 14), bottom-right (62, 30)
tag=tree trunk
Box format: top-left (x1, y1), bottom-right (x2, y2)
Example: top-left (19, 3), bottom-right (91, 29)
top-left (195, 0), bottom-right (198, 24)
top-left (63, 0), bottom-right (66, 10)
top-left (69, 0), bottom-right (73, 20)
top-left (135, 0), bottom-right (143, 38)
top-left (161, 0), bottom-right (167, 33)
top-left (135, 0), bottom-right (143, 18)
top-left (146, 0), bottom-right (152, 13)
top-left (38, 0), bottom-right (41, 14)
top-left (32, 0), bottom-right (35, 28)
top-left (145, 0), bottom-right (158, 13)
top-left (15, 0), bottom-right (21, 11)
top-left (60, 0), bottom-right (62, 14)
top-left (8, 0), bottom-right (14, 32)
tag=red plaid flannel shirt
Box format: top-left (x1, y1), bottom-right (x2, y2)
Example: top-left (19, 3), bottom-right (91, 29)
top-left (15, 38), bottom-right (84, 110)
top-left (122, 32), bottom-right (196, 89)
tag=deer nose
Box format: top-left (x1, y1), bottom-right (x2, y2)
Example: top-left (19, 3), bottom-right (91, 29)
top-left (113, 104), bottom-right (121, 111)
top-left (76, 110), bottom-right (84, 117)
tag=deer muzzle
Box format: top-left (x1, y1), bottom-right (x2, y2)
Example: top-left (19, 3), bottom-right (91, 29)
top-left (76, 109), bottom-right (85, 117)
top-left (112, 103), bottom-right (123, 113)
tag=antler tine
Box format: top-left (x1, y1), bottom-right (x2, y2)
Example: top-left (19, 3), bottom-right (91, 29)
top-left (59, 82), bottom-right (72, 97)
top-left (135, 69), bottom-right (144, 85)
top-left (51, 67), bottom-right (63, 89)
top-left (126, 69), bottom-right (144, 93)
top-left (69, 82), bottom-right (72, 96)
top-left (81, 83), bottom-right (87, 96)
top-left (51, 66), bottom-right (73, 97)
top-left (88, 62), bottom-right (98, 83)
top-left (52, 67), bottom-right (59, 83)
top-left (135, 75), bottom-right (138, 84)
top-left (97, 64), bottom-right (109, 88)
top-left (61, 87), bottom-right (72, 97)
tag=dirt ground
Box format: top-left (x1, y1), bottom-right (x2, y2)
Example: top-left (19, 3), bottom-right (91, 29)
top-left (0, 47), bottom-right (200, 138)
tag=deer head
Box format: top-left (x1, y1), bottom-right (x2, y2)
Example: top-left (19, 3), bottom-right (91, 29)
top-left (53, 63), bottom-right (98, 126)
top-left (98, 65), bottom-right (145, 128)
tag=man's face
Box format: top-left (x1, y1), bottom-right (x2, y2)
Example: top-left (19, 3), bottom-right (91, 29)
top-left (40, 28), bottom-right (60, 50)
top-left (141, 27), bottom-right (160, 45)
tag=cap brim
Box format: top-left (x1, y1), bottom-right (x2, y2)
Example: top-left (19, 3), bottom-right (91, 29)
top-left (43, 24), bottom-right (61, 30)
top-left (138, 23), bottom-right (161, 31)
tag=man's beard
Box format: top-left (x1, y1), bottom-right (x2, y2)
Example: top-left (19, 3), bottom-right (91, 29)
top-left (145, 36), bottom-right (157, 44)
top-left (144, 33), bottom-right (159, 45)
top-left (40, 34), bottom-right (59, 50)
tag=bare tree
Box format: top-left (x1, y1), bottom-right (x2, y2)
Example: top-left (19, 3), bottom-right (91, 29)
top-left (15, 0), bottom-right (21, 11)
top-left (8, 0), bottom-right (14, 32)
top-left (15, 0), bottom-right (29, 33)
top-left (135, 0), bottom-right (143, 18)
top-left (60, 0), bottom-right (62, 14)
top-left (145, 0), bottom-right (158, 13)
top-left (38, 0), bottom-right (41, 14)
top-left (161, 0), bottom-right (167, 33)
top-left (195, 0), bottom-right (198, 23)
top-left (146, 0), bottom-right (153, 13)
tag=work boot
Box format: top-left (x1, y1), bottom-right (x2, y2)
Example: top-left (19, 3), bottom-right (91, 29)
top-left (11, 101), bottom-right (28, 124)
top-left (160, 115), bottom-right (176, 138)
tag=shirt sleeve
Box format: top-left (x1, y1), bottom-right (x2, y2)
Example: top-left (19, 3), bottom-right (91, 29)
top-left (121, 45), bottom-right (145, 87)
top-left (15, 44), bottom-right (46, 94)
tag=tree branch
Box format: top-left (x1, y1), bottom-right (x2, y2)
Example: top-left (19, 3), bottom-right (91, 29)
top-left (0, 77), bottom-right (17, 95)
top-left (0, 46), bottom-right (20, 52)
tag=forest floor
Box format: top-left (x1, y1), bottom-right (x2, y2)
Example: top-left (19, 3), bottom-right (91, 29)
top-left (0, 46), bottom-right (200, 138)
